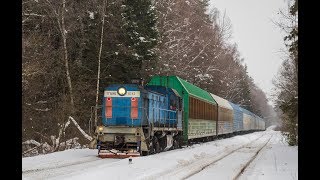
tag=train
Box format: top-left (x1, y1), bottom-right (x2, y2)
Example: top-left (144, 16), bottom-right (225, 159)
top-left (90, 75), bottom-right (265, 158)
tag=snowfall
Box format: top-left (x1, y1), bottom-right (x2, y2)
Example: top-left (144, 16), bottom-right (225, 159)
top-left (22, 126), bottom-right (297, 180)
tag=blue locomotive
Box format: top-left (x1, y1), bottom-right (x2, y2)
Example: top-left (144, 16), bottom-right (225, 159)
top-left (95, 82), bottom-right (183, 158)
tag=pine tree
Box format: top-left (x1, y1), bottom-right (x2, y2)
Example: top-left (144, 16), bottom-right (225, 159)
top-left (121, 0), bottom-right (158, 81)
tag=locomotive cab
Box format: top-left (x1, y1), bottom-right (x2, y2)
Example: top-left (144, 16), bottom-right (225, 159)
top-left (102, 84), bottom-right (146, 127)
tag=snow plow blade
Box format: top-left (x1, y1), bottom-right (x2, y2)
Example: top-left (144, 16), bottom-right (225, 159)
top-left (98, 150), bottom-right (140, 159)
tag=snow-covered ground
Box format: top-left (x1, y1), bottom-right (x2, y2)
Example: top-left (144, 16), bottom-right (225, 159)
top-left (238, 130), bottom-right (298, 180)
top-left (22, 127), bottom-right (297, 180)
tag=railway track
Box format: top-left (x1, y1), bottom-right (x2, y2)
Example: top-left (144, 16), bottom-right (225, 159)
top-left (184, 134), bottom-right (273, 180)
top-left (22, 158), bottom-right (121, 180)
top-left (232, 135), bottom-right (272, 180)
top-left (22, 158), bottom-right (103, 174)
top-left (140, 132), bottom-right (269, 180)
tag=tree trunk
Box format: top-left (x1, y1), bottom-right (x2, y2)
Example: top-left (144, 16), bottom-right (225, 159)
top-left (76, 14), bottom-right (85, 67)
top-left (94, 0), bottom-right (107, 126)
top-left (61, 0), bottom-right (75, 112)
top-left (69, 116), bottom-right (93, 141)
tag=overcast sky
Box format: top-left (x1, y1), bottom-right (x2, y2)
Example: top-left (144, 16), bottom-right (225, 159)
top-left (209, 0), bottom-right (288, 105)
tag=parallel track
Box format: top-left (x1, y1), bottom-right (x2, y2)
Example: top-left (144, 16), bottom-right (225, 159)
top-left (22, 157), bottom-right (121, 180)
top-left (233, 136), bottom-right (272, 180)
top-left (183, 134), bottom-right (272, 180)
top-left (141, 132), bottom-right (269, 180)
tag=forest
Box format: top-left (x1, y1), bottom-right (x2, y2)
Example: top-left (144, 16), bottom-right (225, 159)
top-left (23, 0), bottom-right (294, 156)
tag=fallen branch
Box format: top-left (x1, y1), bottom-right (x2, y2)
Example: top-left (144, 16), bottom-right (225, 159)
top-left (22, 142), bottom-right (44, 155)
top-left (22, 116), bottom-right (93, 156)
top-left (69, 116), bottom-right (93, 141)
top-left (22, 139), bottom-right (41, 146)
top-left (22, 137), bottom-right (80, 156)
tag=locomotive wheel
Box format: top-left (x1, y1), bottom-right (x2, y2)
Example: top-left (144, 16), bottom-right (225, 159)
top-left (153, 137), bottom-right (160, 153)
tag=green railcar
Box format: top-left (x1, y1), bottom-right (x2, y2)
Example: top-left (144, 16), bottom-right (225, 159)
top-left (148, 76), bottom-right (218, 143)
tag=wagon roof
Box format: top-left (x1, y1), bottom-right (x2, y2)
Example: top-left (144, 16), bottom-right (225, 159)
top-left (209, 93), bottom-right (233, 110)
top-left (147, 76), bottom-right (216, 104)
top-left (239, 107), bottom-right (255, 116)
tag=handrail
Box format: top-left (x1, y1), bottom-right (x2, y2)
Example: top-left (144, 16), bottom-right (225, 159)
top-left (89, 105), bottom-right (102, 134)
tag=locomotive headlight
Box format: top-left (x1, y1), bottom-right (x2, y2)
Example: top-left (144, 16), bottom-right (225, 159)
top-left (98, 126), bottom-right (104, 131)
top-left (117, 87), bottom-right (126, 96)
